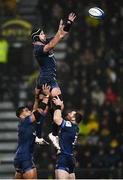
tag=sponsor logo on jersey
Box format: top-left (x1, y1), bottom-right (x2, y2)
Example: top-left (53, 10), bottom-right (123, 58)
top-left (65, 121), bottom-right (72, 127)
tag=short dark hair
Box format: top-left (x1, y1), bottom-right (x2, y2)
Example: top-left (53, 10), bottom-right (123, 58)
top-left (75, 112), bottom-right (83, 124)
top-left (16, 106), bottom-right (26, 118)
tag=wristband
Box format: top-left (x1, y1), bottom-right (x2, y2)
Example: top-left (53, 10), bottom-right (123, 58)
top-left (67, 19), bottom-right (73, 24)
top-left (54, 105), bottom-right (61, 111)
top-left (33, 110), bottom-right (41, 120)
top-left (38, 101), bottom-right (47, 110)
top-left (63, 20), bottom-right (73, 32)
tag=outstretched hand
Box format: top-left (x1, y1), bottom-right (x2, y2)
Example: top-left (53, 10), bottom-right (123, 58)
top-left (42, 84), bottom-right (51, 96)
top-left (58, 12), bottom-right (76, 38)
top-left (58, 19), bottom-right (68, 39)
top-left (68, 12), bottom-right (76, 23)
top-left (52, 96), bottom-right (63, 106)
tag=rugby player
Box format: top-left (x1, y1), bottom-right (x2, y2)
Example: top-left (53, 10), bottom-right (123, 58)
top-left (31, 12), bottom-right (76, 98)
top-left (52, 96), bottom-right (82, 179)
top-left (14, 84), bottom-right (50, 179)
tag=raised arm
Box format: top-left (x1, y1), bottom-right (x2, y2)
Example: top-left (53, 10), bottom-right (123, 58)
top-left (37, 84), bottom-right (50, 114)
top-left (33, 88), bottom-right (41, 111)
top-left (43, 12), bottom-right (76, 53)
top-left (32, 84), bottom-right (51, 122)
top-left (52, 96), bottom-right (63, 126)
top-left (63, 12), bottom-right (76, 32)
top-left (43, 19), bottom-right (68, 53)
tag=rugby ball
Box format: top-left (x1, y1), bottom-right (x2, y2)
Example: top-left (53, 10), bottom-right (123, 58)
top-left (88, 7), bottom-right (104, 19)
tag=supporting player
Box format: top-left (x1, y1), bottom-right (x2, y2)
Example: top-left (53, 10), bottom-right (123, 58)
top-left (52, 96), bottom-right (82, 179)
top-left (14, 84), bottom-right (50, 179)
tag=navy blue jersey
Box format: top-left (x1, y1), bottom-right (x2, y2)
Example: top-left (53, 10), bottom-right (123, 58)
top-left (33, 38), bottom-right (56, 82)
top-left (59, 120), bottom-right (79, 156)
top-left (14, 116), bottom-right (35, 161)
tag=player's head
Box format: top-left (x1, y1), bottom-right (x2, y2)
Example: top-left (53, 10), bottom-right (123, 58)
top-left (66, 111), bottom-right (82, 124)
top-left (31, 28), bottom-right (46, 43)
top-left (16, 106), bottom-right (32, 119)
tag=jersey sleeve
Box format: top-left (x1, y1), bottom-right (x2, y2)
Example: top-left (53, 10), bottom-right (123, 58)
top-left (34, 45), bottom-right (44, 56)
top-left (60, 119), bottom-right (72, 128)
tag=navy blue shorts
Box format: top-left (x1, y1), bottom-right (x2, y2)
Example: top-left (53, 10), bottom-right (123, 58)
top-left (56, 154), bottom-right (75, 174)
top-left (14, 159), bottom-right (35, 174)
top-left (36, 76), bottom-right (59, 89)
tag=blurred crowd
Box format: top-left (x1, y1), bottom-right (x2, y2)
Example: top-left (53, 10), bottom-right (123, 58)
top-left (0, 0), bottom-right (123, 175)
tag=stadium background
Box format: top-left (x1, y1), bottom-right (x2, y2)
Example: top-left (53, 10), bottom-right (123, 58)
top-left (0, 0), bottom-right (123, 179)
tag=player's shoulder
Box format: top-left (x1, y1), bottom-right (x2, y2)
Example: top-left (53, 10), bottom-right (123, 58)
top-left (62, 119), bottom-right (72, 127)
top-left (33, 44), bottom-right (45, 55)
top-left (25, 115), bottom-right (30, 120)
top-left (24, 115), bottom-right (32, 124)
top-left (33, 44), bottom-right (44, 50)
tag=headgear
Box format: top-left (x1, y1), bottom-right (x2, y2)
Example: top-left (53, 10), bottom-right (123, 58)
top-left (31, 28), bottom-right (45, 42)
